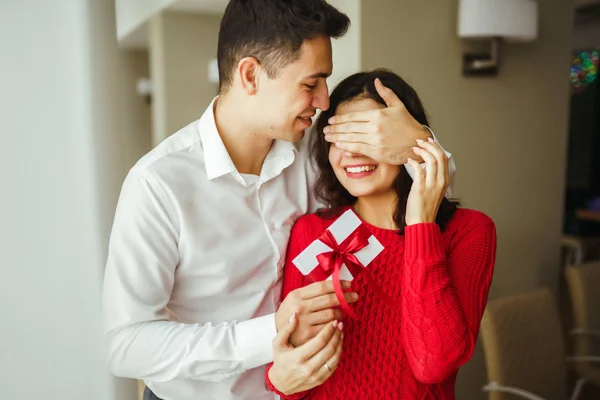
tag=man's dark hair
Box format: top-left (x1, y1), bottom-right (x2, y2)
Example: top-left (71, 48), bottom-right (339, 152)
top-left (217, 0), bottom-right (350, 92)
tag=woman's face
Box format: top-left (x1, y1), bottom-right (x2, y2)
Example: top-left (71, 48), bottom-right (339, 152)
top-left (328, 98), bottom-right (400, 199)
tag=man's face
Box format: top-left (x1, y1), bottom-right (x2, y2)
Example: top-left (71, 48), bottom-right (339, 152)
top-left (254, 35), bottom-right (332, 142)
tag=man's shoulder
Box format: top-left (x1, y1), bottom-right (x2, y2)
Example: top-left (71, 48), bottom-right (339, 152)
top-left (120, 119), bottom-right (212, 203)
top-left (133, 120), bottom-right (203, 175)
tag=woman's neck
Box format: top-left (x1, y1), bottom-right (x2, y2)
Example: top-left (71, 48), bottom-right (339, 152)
top-left (353, 192), bottom-right (398, 230)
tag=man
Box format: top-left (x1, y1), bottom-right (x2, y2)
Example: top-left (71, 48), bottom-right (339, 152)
top-left (102, 1), bottom-right (455, 399)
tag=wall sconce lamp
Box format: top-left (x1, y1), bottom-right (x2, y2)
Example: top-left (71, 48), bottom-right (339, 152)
top-left (458, 0), bottom-right (538, 76)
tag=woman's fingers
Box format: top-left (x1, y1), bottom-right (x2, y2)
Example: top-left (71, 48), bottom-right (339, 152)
top-left (417, 138), bottom-right (449, 189)
top-left (302, 327), bottom-right (344, 389)
top-left (292, 320), bottom-right (338, 361)
top-left (412, 144), bottom-right (437, 188)
top-left (306, 322), bottom-right (342, 373)
top-left (306, 308), bottom-right (343, 326)
top-left (320, 331), bottom-right (344, 377)
top-left (406, 157), bottom-right (424, 187)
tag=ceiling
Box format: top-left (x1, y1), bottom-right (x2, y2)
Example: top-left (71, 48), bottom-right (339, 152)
top-left (119, 0), bottom-right (228, 49)
top-left (120, 0), bottom-right (600, 50)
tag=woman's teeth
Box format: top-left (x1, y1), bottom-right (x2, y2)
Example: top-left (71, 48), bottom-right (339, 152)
top-left (345, 165), bottom-right (377, 173)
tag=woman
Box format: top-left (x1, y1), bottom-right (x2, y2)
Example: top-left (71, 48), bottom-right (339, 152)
top-left (266, 69), bottom-right (497, 399)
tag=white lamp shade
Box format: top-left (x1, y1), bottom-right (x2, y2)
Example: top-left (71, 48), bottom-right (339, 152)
top-left (458, 0), bottom-right (538, 42)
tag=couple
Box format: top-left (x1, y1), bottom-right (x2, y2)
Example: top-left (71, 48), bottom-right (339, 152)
top-left (102, 1), bottom-right (496, 399)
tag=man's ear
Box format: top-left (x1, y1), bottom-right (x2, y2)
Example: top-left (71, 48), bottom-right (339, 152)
top-left (237, 57), bottom-right (260, 95)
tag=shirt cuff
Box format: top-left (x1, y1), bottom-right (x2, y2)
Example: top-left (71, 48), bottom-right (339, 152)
top-left (237, 313), bottom-right (277, 370)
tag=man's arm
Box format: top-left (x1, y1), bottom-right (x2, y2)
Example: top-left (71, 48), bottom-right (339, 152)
top-left (102, 169), bottom-right (275, 382)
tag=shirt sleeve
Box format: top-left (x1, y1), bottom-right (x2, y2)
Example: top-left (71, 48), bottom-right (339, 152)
top-left (102, 168), bottom-right (277, 382)
top-left (265, 216), bottom-right (317, 398)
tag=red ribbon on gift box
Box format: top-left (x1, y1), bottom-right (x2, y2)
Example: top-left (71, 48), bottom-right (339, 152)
top-left (315, 224), bottom-right (395, 320)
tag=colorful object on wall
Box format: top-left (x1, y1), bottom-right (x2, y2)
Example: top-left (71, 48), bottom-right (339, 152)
top-left (570, 50), bottom-right (599, 94)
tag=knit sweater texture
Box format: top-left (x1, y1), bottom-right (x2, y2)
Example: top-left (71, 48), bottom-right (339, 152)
top-left (266, 207), bottom-right (497, 400)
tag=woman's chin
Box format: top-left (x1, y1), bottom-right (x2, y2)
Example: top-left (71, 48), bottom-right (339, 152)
top-left (345, 187), bottom-right (375, 198)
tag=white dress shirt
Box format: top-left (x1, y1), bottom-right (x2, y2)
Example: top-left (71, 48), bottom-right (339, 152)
top-left (102, 98), bottom-right (455, 400)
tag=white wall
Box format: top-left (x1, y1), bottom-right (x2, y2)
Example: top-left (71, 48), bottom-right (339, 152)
top-left (0, 1), bottom-right (147, 398)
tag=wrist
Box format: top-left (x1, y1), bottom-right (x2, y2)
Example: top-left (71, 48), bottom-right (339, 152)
top-left (399, 126), bottom-right (430, 165)
top-left (405, 215), bottom-right (436, 226)
top-left (420, 125), bottom-right (434, 140)
top-left (411, 124), bottom-right (431, 143)
top-left (268, 364), bottom-right (292, 395)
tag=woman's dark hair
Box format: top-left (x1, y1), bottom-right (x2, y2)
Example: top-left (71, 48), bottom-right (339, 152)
top-left (217, 0), bottom-right (350, 92)
top-left (311, 69), bottom-right (459, 233)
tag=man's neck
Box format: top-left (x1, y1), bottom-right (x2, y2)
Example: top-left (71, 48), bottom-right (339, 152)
top-left (213, 95), bottom-right (273, 176)
top-left (354, 192), bottom-right (398, 230)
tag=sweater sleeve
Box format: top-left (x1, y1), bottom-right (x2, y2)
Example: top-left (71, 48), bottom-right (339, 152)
top-left (265, 215), bottom-right (319, 399)
top-left (400, 215), bottom-right (497, 384)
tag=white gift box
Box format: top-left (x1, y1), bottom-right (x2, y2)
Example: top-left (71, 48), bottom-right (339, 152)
top-left (292, 209), bottom-right (384, 282)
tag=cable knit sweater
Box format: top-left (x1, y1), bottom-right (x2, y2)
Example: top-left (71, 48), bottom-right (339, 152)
top-left (266, 207), bottom-right (497, 400)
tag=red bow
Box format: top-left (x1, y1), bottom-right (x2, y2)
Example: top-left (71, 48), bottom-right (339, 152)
top-left (315, 225), bottom-right (394, 320)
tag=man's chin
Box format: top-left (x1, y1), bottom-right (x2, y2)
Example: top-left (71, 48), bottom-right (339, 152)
top-left (281, 128), bottom-right (306, 143)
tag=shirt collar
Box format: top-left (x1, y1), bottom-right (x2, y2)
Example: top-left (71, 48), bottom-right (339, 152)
top-left (198, 97), bottom-right (298, 182)
top-left (198, 97), bottom-right (237, 180)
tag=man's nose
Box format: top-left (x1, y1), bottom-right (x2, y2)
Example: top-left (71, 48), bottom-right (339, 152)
top-left (312, 82), bottom-right (330, 111)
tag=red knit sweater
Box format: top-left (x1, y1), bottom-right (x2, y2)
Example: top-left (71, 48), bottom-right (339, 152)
top-left (266, 207), bottom-right (497, 400)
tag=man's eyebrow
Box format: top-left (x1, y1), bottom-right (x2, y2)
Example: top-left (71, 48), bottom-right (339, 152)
top-left (303, 72), bottom-right (330, 80)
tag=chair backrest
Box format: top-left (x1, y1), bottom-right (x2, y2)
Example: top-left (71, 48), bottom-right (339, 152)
top-left (565, 261), bottom-right (600, 375)
top-left (480, 287), bottom-right (567, 400)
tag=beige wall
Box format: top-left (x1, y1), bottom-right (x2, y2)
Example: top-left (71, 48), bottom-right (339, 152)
top-left (360, 0), bottom-right (573, 398)
top-left (327, 0), bottom-right (362, 91)
top-left (149, 11), bottom-right (221, 144)
top-left (119, 50), bottom-right (152, 169)
top-left (573, 21), bottom-right (600, 50)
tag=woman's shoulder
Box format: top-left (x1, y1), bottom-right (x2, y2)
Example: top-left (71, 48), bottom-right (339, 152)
top-left (288, 210), bottom-right (340, 250)
top-left (446, 208), bottom-right (495, 238)
top-left (294, 208), bottom-right (340, 231)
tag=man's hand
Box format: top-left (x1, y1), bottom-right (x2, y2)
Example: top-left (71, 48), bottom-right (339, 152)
top-left (323, 78), bottom-right (431, 165)
top-left (269, 313), bottom-right (344, 395)
top-left (276, 280), bottom-right (358, 347)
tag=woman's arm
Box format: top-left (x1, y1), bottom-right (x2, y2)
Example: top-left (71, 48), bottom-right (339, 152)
top-left (400, 216), bottom-right (496, 384)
